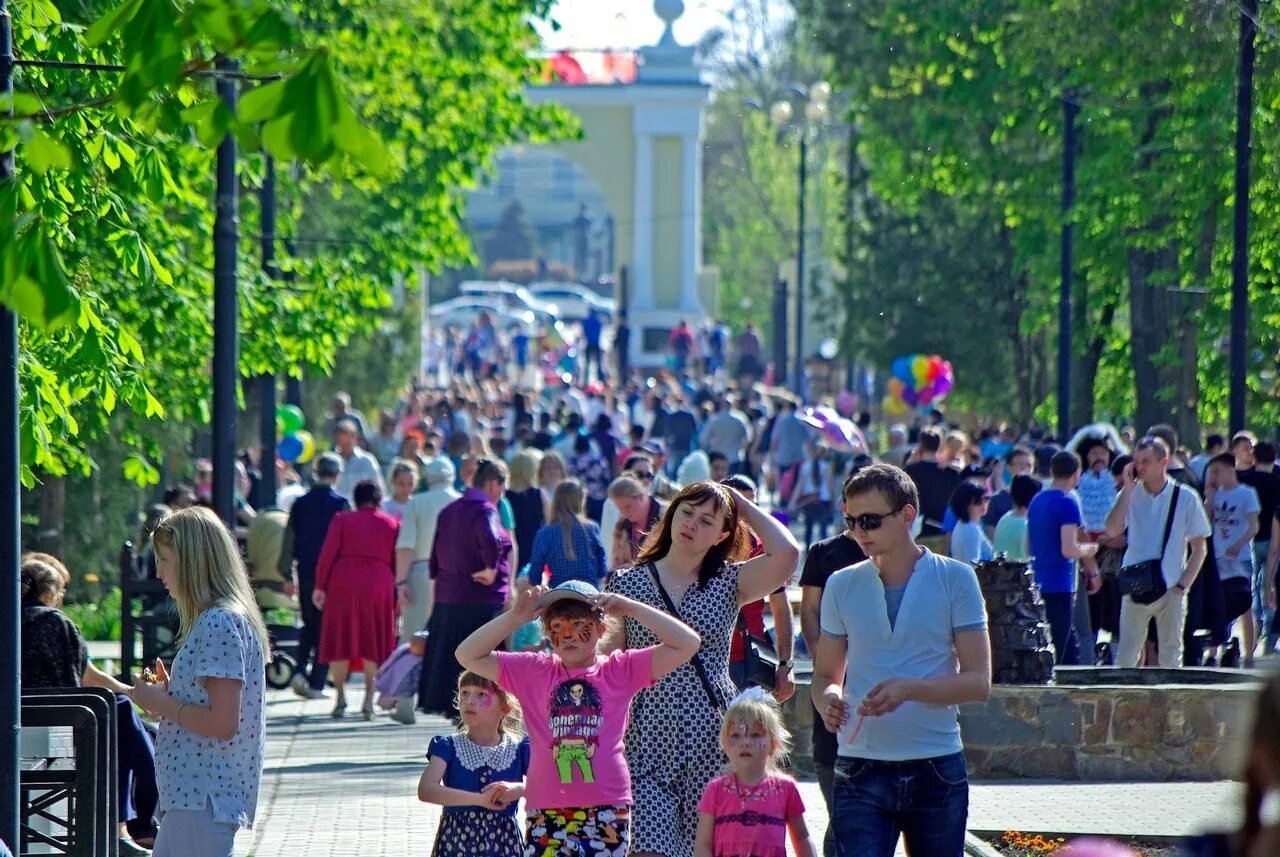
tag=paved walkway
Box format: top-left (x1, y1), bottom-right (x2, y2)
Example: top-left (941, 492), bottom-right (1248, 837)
top-left (231, 685), bottom-right (1242, 856)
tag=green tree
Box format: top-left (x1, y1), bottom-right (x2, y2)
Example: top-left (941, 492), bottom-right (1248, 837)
top-left (5, 0), bottom-right (573, 581)
top-left (798, 0), bottom-right (1280, 435)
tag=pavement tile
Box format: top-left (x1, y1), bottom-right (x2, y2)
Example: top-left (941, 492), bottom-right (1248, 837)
top-left (237, 687), bottom-right (1240, 857)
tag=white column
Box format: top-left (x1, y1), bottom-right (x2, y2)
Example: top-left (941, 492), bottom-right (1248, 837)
top-left (633, 132), bottom-right (655, 311)
top-left (680, 133), bottom-right (702, 313)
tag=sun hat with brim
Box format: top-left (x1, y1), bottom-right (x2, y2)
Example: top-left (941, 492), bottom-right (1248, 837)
top-left (535, 579), bottom-right (602, 610)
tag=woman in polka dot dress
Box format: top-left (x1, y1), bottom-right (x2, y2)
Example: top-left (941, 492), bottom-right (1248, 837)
top-left (604, 481), bottom-right (800, 857)
top-left (130, 507), bottom-right (269, 857)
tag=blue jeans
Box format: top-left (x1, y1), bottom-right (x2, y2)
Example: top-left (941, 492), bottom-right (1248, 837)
top-left (832, 752), bottom-right (969, 857)
top-left (1252, 540), bottom-right (1276, 649)
top-left (1042, 591), bottom-right (1081, 665)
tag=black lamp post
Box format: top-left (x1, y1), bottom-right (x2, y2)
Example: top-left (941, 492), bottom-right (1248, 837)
top-left (771, 81), bottom-right (831, 396)
top-left (0, 3), bottom-right (20, 849)
top-left (1229, 0), bottom-right (1257, 434)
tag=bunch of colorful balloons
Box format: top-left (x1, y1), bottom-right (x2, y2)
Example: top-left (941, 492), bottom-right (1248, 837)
top-left (882, 354), bottom-right (954, 416)
top-left (275, 405), bottom-right (315, 464)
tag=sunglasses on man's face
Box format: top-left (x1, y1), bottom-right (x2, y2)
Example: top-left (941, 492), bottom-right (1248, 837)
top-left (844, 508), bottom-right (903, 532)
top-left (633, 471), bottom-right (654, 481)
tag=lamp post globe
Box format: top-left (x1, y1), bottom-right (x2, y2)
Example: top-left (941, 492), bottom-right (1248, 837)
top-left (770, 100), bottom-right (794, 127)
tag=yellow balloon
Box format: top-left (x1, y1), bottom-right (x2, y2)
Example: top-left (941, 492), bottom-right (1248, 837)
top-left (295, 430), bottom-right (316, 464)
top-left (882, 394), bottom-right (908, 416)
top-left (911, 355), bottom-right (930, 387)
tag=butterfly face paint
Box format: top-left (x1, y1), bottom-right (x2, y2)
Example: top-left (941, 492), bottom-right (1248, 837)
top-left (458, 687), bottom-right (495, 712)
top-left (547, 616), bottom-right (598, 649)
top-left (725, 719), bottom-right (771, 752)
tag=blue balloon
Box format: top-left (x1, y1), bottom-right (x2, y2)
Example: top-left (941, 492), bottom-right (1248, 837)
top-left (278, 434), bottom-right (304, 463)
top-left (892, 357), bottom-right (914, 385)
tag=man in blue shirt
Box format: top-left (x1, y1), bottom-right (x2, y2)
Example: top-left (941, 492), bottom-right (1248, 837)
top-left (1026, 451), bottom-right (1099, 665)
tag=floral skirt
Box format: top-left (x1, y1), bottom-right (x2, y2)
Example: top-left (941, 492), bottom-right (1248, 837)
top-left (431, 809), bottom-right (523, 857)
top-left (524, 806), bottom-right (630, 857)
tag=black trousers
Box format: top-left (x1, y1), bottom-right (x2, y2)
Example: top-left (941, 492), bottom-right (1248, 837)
top-left (298, 577), bottom-right (329, 690)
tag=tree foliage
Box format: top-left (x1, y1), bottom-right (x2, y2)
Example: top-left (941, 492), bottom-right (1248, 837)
top-left (798, 0), bottom-right (1280, 435)
top-left (3, 0), bottom-right (573, 491)
top-left (700, 0), bottom-right (845, 348)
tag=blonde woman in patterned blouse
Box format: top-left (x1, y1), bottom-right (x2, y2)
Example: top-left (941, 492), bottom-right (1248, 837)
top-left (130, 506), bottom-right (269, 857)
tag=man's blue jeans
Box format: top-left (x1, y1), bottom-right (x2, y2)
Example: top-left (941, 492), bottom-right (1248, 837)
top-left (832, 752), bottom-right (969, 857)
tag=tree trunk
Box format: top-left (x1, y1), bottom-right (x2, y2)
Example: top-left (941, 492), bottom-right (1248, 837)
top-left (35, 477), bottom-right (66, 558)
top-left (1127, 85), bottom-right (1184, 434)
top-left (1072, 293), bottom-right (1118, 428)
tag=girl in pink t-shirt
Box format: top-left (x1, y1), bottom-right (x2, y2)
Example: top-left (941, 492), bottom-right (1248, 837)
top-left (457, 579), bottom-right (701, 856)
top-left (695, 689), bottom-right (818, 857)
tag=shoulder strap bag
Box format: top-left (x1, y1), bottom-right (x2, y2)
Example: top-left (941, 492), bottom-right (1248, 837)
top-left (1117, 483), bottom-right (1180, 605)
top-left (647, 563), bottom-right (729, 712)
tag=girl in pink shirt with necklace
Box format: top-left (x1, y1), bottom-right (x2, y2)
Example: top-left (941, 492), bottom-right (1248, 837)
top-left (695, 689), bottom-right (818, 857)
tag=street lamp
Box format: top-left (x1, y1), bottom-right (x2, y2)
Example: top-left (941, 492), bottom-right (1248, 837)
top-left (771, 81), bottom-right (831, 396)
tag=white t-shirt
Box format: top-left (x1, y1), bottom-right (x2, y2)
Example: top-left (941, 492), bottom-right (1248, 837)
top-left (820, 549), bottom-right (988, 762)
top-left (1210, 484), bottom-right (1260, 559)
top-left (1121, 479), bottom-right (1212, 587)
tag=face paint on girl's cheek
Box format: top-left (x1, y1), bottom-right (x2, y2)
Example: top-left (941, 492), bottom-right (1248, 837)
top-left (548, 617), bottom-right (597, 647)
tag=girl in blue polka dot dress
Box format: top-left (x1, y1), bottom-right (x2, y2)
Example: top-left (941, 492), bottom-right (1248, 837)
top-left (418, 671), bottom-right (530, 856)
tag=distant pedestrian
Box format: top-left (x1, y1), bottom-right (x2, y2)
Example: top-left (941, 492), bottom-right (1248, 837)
top-left (1026, 451), bottom-right (1099, 665)
top-left (1105, 436), bottom-right (1211, 668)
top-left (279, 452), bottom-right (350, 699)
top-left (518, 479), bottom-right (607, 589)
top-left (948, 482), bottom-right (993, 565)
top-left (334, 418), bottom-right (386, 499)
top-left (418, 459), bottom-right (513, 716)
top-left (312, 480), bottom-right (400, 720)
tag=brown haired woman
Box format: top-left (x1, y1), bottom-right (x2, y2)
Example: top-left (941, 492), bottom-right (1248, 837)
top-left (603, 481), bottom-right (800, 857)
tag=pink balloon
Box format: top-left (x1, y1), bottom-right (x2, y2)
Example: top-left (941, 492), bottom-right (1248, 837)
top-left (836, 391), bottom-right (856, 418)
top-left (918, 389), bottom-right (934, 406)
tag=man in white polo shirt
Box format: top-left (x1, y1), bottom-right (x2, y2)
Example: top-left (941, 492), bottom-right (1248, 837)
top-left (1104, 435), bottom-right (1211, 668)
top-left (812, 464), bottom-right (991, 857)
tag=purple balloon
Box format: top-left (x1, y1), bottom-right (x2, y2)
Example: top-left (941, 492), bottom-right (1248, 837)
top-left (902, 388), bottom-right (918, 407)
top-left (935, 376), bottom-right (954, 396)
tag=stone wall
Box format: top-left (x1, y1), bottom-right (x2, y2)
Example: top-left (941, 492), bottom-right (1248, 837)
top-left (785, 679), bottom-right (1256, 781)
top-left (959, 682), bottom-right (1255, 781)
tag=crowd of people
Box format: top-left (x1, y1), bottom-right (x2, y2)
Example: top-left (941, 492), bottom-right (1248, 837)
top-left (19, 339), bottom-right (1280, 857)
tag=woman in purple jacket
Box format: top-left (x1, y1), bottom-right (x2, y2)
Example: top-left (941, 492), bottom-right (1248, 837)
top-left (417, 458), bottom-right (513, 715)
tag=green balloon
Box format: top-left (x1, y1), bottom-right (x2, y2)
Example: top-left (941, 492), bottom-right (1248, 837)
top-left (277, 404), bottom-right (305, 435)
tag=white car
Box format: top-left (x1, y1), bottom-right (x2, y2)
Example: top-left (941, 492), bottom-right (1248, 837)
top-left (527, 282), bottom-right (617, 320)
top-left (429, 297), bottom-right (534, 331)
top-left (458, 280), bottom-right (560, 325)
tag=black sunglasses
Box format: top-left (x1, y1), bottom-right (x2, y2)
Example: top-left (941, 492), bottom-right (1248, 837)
top-left (844, 508), bottom-right (904, 532)
top-left (633, 471), bottom-right (655, 481)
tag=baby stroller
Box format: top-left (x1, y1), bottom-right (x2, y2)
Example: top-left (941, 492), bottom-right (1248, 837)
top-left (254, 583), bottom-right (303, 690)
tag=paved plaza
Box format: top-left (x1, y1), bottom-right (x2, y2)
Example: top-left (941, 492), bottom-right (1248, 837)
top-left (231, 684), bottom-right (1243, 856)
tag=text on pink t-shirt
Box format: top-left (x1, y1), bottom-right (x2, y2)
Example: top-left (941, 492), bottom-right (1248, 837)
top-left (697, 773), bottom-right (805, 857)
top-left (496, 647), bottom-right (655, 810)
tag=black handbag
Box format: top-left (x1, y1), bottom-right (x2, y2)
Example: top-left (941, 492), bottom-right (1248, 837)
top-left (735, 609), bottom-right (779, 690)
top-left (1118, 484), bottom-right (1180, 605)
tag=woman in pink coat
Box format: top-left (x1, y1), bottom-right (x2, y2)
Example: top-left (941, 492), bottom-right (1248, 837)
top-left (313, 479), bottom-right (399, 719)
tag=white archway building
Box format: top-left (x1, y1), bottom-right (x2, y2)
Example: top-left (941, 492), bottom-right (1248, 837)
top-left (525, 1), bottom-right (713, 367)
